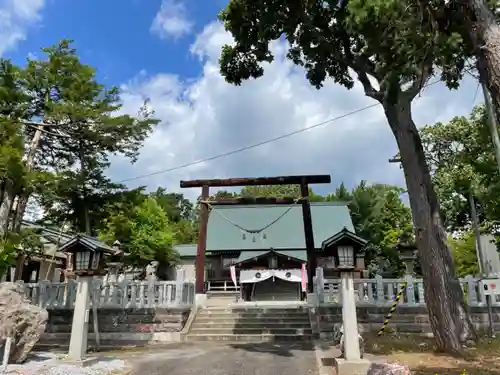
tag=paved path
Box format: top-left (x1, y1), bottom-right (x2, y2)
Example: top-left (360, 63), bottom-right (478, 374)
top-left (127, 342), bottom-right (319, 375)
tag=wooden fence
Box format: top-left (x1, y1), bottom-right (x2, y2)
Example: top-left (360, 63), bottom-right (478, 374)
top-left (21, 279), bottom-right (195, 309)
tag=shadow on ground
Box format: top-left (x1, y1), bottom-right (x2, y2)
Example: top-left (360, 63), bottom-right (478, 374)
top-left (229, 341), bottom-right (315, 357)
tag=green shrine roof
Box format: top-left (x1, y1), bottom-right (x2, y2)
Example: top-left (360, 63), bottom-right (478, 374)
top-left (174, 244), bottom-right (198, 257)
top-left (174, 202), bottom-right (356, 257)
top-left (235, 249), bottom-right (308, 264)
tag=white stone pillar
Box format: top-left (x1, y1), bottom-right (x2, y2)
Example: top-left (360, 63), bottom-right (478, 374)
top-left (68, 276), bottom-right (91, 361)
top-left (334, 271), bottom-right (370, 375)
top-left (341, 271), bottom-right (361, 360)
top-left (175, 268), bottom-right (186, 305)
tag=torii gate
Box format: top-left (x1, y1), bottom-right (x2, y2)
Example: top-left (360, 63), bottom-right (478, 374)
top-left (179, 174), bottom-right (331, 294)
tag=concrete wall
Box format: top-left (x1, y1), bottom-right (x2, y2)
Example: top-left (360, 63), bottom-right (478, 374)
top-left (314, 305), bottom-right (500, 337)
top-left (40, 307), bottom-right (191, 347)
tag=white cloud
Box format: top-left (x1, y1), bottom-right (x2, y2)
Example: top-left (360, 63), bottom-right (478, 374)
top-left (150, 0), bottom-right (193, 40)
top-left (110, 21), bottom-right (481, 200)
top-left (0, 0), bottom-right (45, 56)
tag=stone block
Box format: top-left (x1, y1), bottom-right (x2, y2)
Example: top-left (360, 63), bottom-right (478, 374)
top-left (195, 294), bottom-right (207, 307)
top-left (334, 358), bottom-right (371, 375)
top-left (0, 282), bottom-right (48, 363)
top-left (62, 357), bottom-right (99, 367)
top-left (367, 363), bottom-right (411, 375)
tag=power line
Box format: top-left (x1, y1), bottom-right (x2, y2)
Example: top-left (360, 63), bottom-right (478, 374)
top-left (118, 79), bottom-right (443, 184)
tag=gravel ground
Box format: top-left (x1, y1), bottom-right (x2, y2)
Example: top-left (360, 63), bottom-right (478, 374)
top-left (2, 352), bottom-right (129, 375)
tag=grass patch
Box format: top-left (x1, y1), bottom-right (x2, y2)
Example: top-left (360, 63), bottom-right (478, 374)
top-left (364, 332), bottom-right (500, 375)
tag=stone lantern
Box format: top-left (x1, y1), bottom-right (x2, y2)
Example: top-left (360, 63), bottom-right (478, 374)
top-left (59, 235), bottom-right (115, 364)
top-left (396, 242), bottom-right (418, 276)
top-left (104, 240), bottom-right (127, 284)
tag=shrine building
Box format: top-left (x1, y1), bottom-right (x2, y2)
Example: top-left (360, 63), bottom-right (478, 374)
top-left (173, 202), bottom-right (368, 302)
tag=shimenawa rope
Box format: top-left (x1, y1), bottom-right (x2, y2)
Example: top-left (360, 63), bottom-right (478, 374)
top-left (204, 198), bottom-right (301, 234)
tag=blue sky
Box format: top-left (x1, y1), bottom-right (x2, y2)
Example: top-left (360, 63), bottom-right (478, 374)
top-left (0, 0), bottom-right (483, 200)
top-left (8, 0), bottom-right (224, 86)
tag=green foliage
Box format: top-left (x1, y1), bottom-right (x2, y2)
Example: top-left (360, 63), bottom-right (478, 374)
top-left (0, 235), bottom-right (17, 277)
top-left (420, 105), bottom-right (500, 232)
top-left (100, 197), bottom-right (177, 268)
top-left (0, 61), bottom-right (29, 189)
top-left (449, 231), bottom-right (480, 277)
top-left (95, 187), bottom-right (197, 266)
top-left (0, 228), bottom-right (44, 277)
top-left (152, 187), bottom-right (195, 222)
top-left (18, 40), bottom-right (160, 233)
top-left (240, 185), bottom-right (300, 198)
top-left (0, 40), bottom-right (161, 276)
top-left (218, 0), bottom-right (471, 95)
top-left (149, 187), bottom-right (197, 244)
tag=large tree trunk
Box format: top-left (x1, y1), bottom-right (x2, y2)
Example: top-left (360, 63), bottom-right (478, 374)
top-left (383, 99), bottom-right (477, 353)
top-left (0, 181), bottom-right (15, 235)
top-left (465, 0), bottom-right (500, 120)
top-left (11, 194), bottom-right (29, 231)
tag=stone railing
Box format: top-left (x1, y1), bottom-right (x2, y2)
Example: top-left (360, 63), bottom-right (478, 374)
top-left (206, 280), bottom-right (239, 293)
top-left (21, 279), bottom-right (195, 310)
top-left (314, 268), bottom-right (497, 307)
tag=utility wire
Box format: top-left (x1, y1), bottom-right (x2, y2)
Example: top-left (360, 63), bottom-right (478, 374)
top-left (118, 79), bottom-right (444, 184)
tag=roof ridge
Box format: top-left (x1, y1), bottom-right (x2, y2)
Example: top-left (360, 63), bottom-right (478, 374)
top-left (212, 201), bottom-right (349, 209)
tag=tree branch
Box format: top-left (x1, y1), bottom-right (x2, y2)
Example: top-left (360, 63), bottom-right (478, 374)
top-left (340, 32), bottom-right (382, 100)
top-left (354, 66), bottom-right (381, 100)
top-left (23, 121), bottom-right (72, 138)
top-left (403, 60), bottom-right (434, 100)
top-left (23, 121), bottom-right (59, 127)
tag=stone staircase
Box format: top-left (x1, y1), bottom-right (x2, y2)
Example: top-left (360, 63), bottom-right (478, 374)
top-left (206, 292), bottom-right (239, 307)
top-left (185, 306), bottom-right (313, 342)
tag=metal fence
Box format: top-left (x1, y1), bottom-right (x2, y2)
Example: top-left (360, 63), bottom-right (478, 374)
top-left (21, 279), bottom-right (195, 310)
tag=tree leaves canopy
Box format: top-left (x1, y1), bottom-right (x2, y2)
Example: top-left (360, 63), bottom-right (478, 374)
top-left (219, 0), bottom-right (470, 101)
top-left (100, 197), bottom-right (177, 268)
top-left (420, 105), bottom-right (500, 232)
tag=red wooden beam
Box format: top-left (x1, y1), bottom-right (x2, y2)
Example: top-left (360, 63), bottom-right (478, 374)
top-left (195, 185), bottom-right (210, 294)
top-left (200, 197), bottom-right (305, 205)
top-left (180, 174), bottom-right (331, 188)
top-left (300, 182), bottom-right (316, 293)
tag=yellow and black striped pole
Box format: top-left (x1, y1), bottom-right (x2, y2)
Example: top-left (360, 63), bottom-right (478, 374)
top-left (377, 282), bottom-right (407, 336)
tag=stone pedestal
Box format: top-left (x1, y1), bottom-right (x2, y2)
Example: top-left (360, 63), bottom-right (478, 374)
top-left (307, 292), bottom-right (317, 305)
top-left (195, 293), bottom-right (207, 307)
top-left (334, 358), bottom-right (371, 375)
top-left (68, 276), bottom-right (91, 361)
